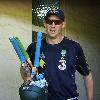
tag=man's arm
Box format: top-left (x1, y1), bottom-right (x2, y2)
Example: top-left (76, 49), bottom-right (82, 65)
top-left (83, 72), bottom-right (93, 100)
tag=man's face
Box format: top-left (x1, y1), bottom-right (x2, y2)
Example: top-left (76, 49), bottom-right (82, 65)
top-left (44, 15), bottom-right (65, 38)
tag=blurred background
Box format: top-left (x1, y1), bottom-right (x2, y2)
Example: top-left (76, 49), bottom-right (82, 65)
top-left (0, 0), bottom-right (100, 100)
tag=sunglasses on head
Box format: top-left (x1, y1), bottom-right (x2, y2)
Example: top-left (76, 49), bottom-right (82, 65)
top-left (45, 19), bottom-right (63, 25)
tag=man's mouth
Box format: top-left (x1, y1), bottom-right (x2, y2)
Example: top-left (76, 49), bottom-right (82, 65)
top-left (50, 30), bottom-right (55, 33)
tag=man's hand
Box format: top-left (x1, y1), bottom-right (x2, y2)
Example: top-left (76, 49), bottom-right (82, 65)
top-left (20, 61), bottom-right (32, 82)
top-left (20, 61), bottom-right (38, 83)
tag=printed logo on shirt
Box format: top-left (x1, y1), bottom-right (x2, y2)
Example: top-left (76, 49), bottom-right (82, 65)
top-left (58, 50), bottom-right (66, 70)
top-left (40, 52), bottom-right (45, 59)
top-left (39, 52), bottom-right (45, 68)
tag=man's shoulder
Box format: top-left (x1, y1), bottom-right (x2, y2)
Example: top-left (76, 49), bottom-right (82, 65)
top-left (27, 38), bottom-right (45, 50)
top-left (28, 42), bottom-right (35, 47)
top-left (63, 37), bottom-right (83, 54)
top-left (27, 42), bottom-right (36, 52)
top-left (64, 36), bottom-right (80, 47)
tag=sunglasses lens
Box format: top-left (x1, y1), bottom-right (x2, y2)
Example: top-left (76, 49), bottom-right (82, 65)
top-left (45, 20), bottom-right (52, 25)
top-left (46, 20), bottom-right (62, 25)
top-left (54, 20), bottom-right (62, 25)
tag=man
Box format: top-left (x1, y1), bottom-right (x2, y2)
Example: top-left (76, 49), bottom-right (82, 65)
top-left (20, 9), bottom-right (93, 100)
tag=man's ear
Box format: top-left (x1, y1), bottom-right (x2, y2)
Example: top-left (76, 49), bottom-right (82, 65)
top-left (62, 22), bottom-right (65, 29)
top-left (44, 22), bottom-right (46, 27)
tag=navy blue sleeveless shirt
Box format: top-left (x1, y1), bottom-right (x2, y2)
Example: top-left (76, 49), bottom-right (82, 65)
top-left (27, 37), bottom-right (90, 100)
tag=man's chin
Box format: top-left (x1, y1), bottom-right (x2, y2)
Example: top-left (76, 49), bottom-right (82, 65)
top-left (48, 35), bottom-right (57, 39)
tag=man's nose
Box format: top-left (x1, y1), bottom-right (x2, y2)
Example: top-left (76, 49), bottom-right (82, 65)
top-left (51, 22), bottom-right (56, 27)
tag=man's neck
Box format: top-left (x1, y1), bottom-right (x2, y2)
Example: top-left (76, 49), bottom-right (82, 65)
top-left (46, 35), bottom-right (64, 45)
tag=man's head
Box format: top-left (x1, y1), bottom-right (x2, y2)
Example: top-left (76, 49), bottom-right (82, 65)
top-left (44, 9), bottom-right (65, 39)
top-left (45, 9), bottom-right (65, 22)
